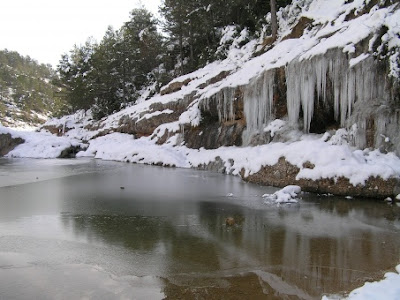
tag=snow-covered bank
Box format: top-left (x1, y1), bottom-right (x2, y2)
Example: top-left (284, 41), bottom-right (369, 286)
top-left (74, 132), bottom-right (400, 186)
top-left (50, 131), bottom-right (399, 198)
top-left (0, 126), bottom-right (83, 159)
top-left (323, 264), bottom-right (400, 300)
top-left (3, 125), bottom-right (400, 198)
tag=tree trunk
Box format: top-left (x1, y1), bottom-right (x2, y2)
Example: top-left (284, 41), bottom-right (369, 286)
top-left (270, 0), bottom-right (278, 40)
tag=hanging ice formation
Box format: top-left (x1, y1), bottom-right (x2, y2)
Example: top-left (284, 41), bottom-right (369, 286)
top-left (201, 87), bottom-right (236, 122)
top-left (285, 49), bottom-right (400, 153)
top-left (242, 69), bottom-right (276, 145)
top-left (285, 49), bottom-right (389, 132)
top-left (200, 48), bottom-right (398, 153)
top-left (240, 48), bottom-right (398, 150)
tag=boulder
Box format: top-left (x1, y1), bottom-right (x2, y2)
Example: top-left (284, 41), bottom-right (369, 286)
top-left (0, 133), bottom-right (24, 156)
top-left (243, 157), bottom-right (400, 199)
top-left (160, 78), bottom-right (192, 95)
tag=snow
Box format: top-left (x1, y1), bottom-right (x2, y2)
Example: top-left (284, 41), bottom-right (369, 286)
top-left (349, 53), bottom-right (370, 68)
top-left (323, 265), bottom-right (400, 300)
top-left (51, 131), bottom-right (400, 187)
top-left (263, 119), bottom-right (286, 137)
top-left (76, 133), bottom-right (190, 168)
top-left (262, 185), bottom-right (301, 204)
top-left (136, 109), bottom-right (173, 122)
top-left (0, 126), bottom-right (83, 159)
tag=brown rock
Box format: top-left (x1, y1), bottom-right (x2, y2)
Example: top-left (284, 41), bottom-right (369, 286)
top-left (0, 133), bottom-right (24, 156)
top-left (197, 70), bottom-right (231, 89)
top-left (243, 157), bottom-right (400, 199)
top-left (225, 217), bottom-right (235, 226)
top-left (58, 145), bottom-right (83, 158)
top-left (282, 17), bottom-right (313, 41)
top-left (42, 125), bottom-right (73, 136)
top-left (160, 78), bottom-right (192, 95)
top-left (302, 161), bottom-right (315, 169)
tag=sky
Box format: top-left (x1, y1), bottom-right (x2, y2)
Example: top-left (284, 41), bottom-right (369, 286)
top-left (0, 0), bottom-right (161, 67)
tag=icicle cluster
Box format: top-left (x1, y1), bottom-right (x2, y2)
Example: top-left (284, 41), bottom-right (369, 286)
top-left (201, 87), bottom-right (236, 122)
top-left (202, 48), bottom-right (399, 153)
top-left (286, 50), bottom-right (388, 132)
top-left (241, 69), bottom-right (276, 145)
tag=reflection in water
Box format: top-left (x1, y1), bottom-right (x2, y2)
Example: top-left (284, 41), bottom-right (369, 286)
top-left (1, 159), bottom-right (400, 299)
top-left (60, 198), bottom-right (400, 299)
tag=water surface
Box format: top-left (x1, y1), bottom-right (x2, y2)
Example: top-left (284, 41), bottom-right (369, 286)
top-left (0, 158), bottom-right (399, 299)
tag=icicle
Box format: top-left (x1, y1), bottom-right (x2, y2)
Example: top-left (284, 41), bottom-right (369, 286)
top-left (347, 68), bottom-right (356, 118)
top-left (285, 49), bottom-right (391, 134)
top-left (200, 87), bottom-right (236, 124)
top-left (217, 87), bottom-right (235, 122)
top-left (286, 58), bottom-right (316, 132)
top-left (242, 69), bottom-right (276, 145)
top-left (286, 62), bottom-right (301, 127)
top-left (300, 61), bottom-right (315, 132)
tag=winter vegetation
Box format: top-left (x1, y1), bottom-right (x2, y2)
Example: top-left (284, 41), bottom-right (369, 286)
top-left (1, 0), bottom-right (400, 297)
top-left (0, 50), bottom-right (66, 129)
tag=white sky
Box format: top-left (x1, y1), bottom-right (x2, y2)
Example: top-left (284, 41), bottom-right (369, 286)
top-left (0, 0), bottom-right (161, 67)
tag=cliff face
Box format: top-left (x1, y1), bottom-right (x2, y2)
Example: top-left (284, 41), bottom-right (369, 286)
top-left (183, 46), bottom-right (399, 155)
top-left (109, 0), bottom-right (397, 156)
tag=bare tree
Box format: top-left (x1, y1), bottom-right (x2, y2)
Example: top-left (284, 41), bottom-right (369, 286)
top-left (270, 0), bottom-right (278, 40)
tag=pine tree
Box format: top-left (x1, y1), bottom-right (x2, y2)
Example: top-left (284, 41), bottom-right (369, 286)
top-left (58, 8), bottom-right (163, 119)
top-left (57, 40), bottom-right (96, 111)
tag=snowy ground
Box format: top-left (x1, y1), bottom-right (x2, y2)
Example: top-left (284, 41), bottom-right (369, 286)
top-left (3, 126), bottom-right (400, 194)
top-left (323, 265), bottom-right (400, 300)
top-left (0, 126), bottom-right (83, 158)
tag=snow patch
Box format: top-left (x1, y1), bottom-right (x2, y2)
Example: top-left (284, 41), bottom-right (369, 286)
top-left (262, 185), bottom-right (301, 204)
top-left (323, 265), bottom-right (400, 300)
top-left (1, 126), bottom-right (83, 158)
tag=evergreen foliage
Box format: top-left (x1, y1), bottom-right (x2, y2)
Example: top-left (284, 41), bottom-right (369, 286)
top-left (58, 8), bottom-right (163, 119)
top-left (58, 2), bottom-right (291, 119)
top-left (0, 49), bottom-right (66, 125)
top-left (159, 0), bottom-right (291, 75)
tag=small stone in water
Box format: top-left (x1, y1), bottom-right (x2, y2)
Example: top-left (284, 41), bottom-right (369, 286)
top-left (225, 217), bottom-right (235, 226)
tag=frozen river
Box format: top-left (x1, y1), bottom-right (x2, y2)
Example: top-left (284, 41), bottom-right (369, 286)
top-left (0, 158), bottom-right (399, 299)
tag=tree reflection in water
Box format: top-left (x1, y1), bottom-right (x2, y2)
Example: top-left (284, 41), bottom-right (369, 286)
top-left (60, 196), bottom-right (400, 299)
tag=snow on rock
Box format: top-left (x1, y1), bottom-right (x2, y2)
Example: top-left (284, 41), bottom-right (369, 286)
top-left (1, 126), bottom-right (83, 159)
top-left (67, 131), bottom-right (400, 189)
top-left (77, 133), bottom-right (190, 168)
top-left (262, 185), bottom-right (301, 204)
top-left (323, 265), bottom-right (400, 300)
top-left (263, 119), bottom-right (286, 137)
